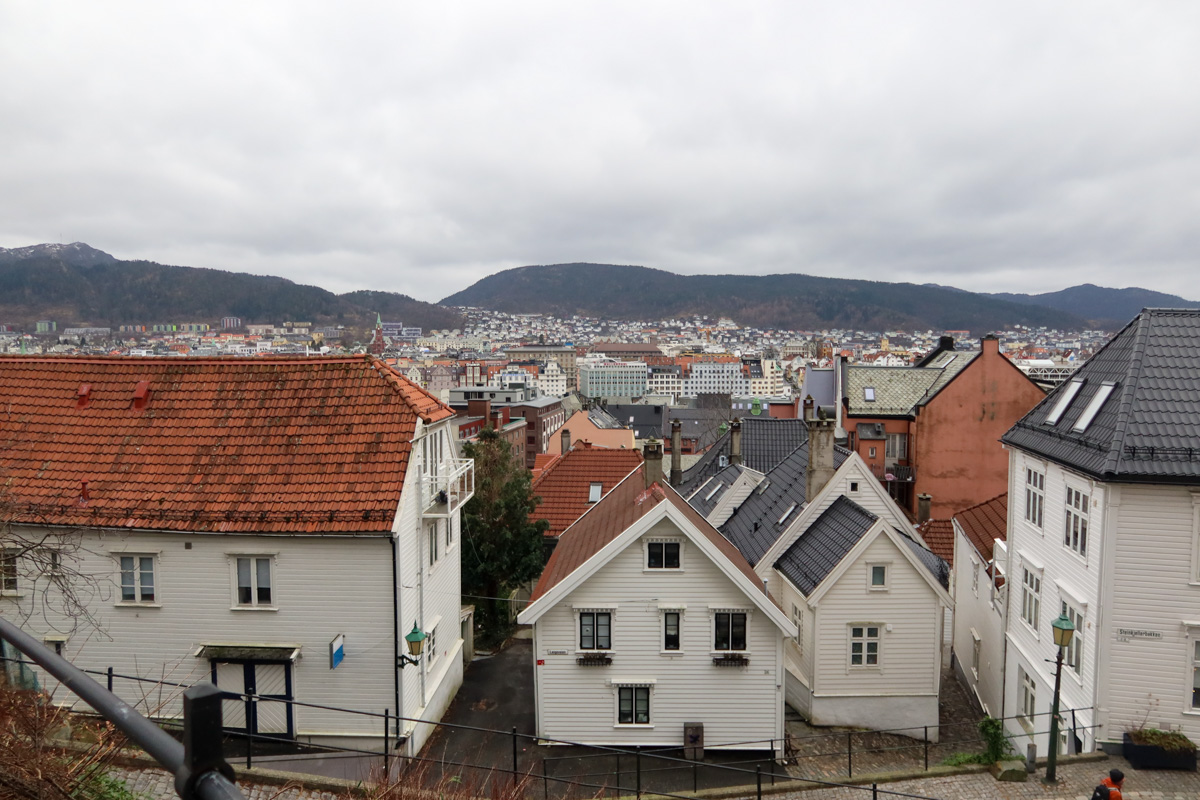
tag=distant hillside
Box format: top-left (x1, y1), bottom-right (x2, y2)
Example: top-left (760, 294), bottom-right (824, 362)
top-left (442, 263), bottom-right (1089, 332)
top-left (0, 243), bottom-right (462, 333)
top-left (988, 284), bottom-right (1198, 327)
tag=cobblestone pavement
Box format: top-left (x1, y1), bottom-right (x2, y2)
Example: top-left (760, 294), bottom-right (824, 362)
top-left (784, 668), bottom-right (987, 781)
top-left (779, 756), bottom-right (1200, 800)
top-left (110, 767), bottom-right (342, 800)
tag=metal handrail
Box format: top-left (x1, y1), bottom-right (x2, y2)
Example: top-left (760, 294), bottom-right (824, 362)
top-left (0, 617), bottom-right (244, 800)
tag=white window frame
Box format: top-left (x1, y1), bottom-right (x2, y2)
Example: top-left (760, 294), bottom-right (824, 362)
top-left (1021, 563), bottom-right (1042, 635)
top-left (885, 433), bottom-right (907, 460)
top-left (588, 482), bottom-right (602, 503)
top-left (1025, 467), bottom-right (1045, 529)
top-left (425, 619), bottom-right (441, 669)
top-left (848, 623), bottom-right (882, 669)
top-left (971, 629), bottom-right (981, 680)
top-left (427, 521), bottom-right (440, 567)
top-left (711, 608), bottom-right (751, 654)
top-left (660, 607), bottom-right (684, 655)
top-left (792, 604), bottom-right (804, 656)
top-left (867, 562), bottom-right (889, 591)
top-left (1018, 666), bottom-right (1037, 732)
top-left (1, 548), bottom-right (19, 595)
top-left (115, 553), bottom-right (159, 607)
top-left (971, 557), bottom-right (980, 597)
top-left (1060, 599), bottom-right (1084, 677)
top-left (1192, 492), bottom-right (1200, 586)
top-left (612, 682), bottom-right (654, 727)
top-left (1063, 485), bottom-right (1089, 558)
top-left (644, 539), bottom-right (683, 571)
top-left (230, 554), bottom-right (275, 610)
top-left (1188, 628), bottom-right (1200, 713)
top-left (576, 608), bottom-right (614, 653)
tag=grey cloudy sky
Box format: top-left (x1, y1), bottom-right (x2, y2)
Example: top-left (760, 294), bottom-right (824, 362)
top-left (2, 2), bottom-right (1198, 303)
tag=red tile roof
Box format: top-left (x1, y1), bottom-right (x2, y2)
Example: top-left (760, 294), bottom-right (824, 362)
top-left (916, 518), bottom-right (955, 565)
top-left (0, 355), bottom-right (453, 534)
top-left (954, 493), bottom-right (1008, 562)
top-left (529, 469), bottom-right (766, 604)
top-left (530, 444), bottom-right (643, 537)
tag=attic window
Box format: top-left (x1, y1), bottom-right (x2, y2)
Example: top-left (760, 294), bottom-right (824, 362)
top-left (705, 482), bottom-right (722, 502)
top-left (778, 503), bottom-right (798, 526)
top-left (76, 384), bottom-right (92, 408)
top-left (132, 380), bottom-right (152, 409)
top-left (1044, 379), bottom-right (1084, 426)
top-left (588, 482), bottom-right (603, 503)
top-left (864, 387), bottom-right (876, 402)
top-left (1071, 382), bottom-right (1117, 433)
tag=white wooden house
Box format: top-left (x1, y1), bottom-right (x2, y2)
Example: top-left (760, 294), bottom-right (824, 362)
top-left (998, 309), bottom-right (1200, 755)
top-left (517, 468), bottom-right (796, 754)
top-left (0, 355), bottom-right (473, 755)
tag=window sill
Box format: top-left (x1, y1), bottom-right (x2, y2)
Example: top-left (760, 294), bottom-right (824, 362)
top-left (613, 724), bottom-right (654, 729)
top-left (115, 601), bottom-right (161, 608)
top-left (230, 606), bottom-right (278, 612)
top-left (868, 587), bottom-right (889, 593)
top-left (642, 568), bottom-right (685, 574)
top-left (1, 591), bottom-right (27, 598)
top-left (660, 650), bottom-right (685, 657)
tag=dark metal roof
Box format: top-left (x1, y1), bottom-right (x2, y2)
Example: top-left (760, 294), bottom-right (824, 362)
top-left (716, 440), bottom-right (851, 567)
top-left (773, 496), bottom-right (877, 595)
top-left (1001, 309), bottom-right (1200, 483)
top-left (901, 532), bottom-right (950, 589)
top-left (609, 403), bottom-right (667, 439)
top-left (856, 422), bottom-right (887, 441)
top-left (687, 463), bottom-right (748, 517)
top-left (677, 417), bottom-right (812, 496)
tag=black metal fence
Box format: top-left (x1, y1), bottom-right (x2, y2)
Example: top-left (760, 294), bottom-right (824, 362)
top-left (0, 630), bottom-right (1097, 800)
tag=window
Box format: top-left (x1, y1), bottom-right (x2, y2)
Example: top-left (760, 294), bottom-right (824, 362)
top-left (849, 624), bottom-right (880, 667)
top-left (1025, 468), bottom-right (1045, 528)
top-left (1021, 567), bottom-right (1041, 630)
top-left (617, 686), bottom-right (650, 725)
top-left (714, 612), bottom-right (747, 651)
top-left (45, 550), bottom-right (62, 576)
top-left (1072, 382), bottom-right (1116, 433)
top-left (864, 387), bottom-right (875, 402)
top-left (869, 564), bottom-right (888, 589)
top-left (778, 504), bottom-right (798, 526)
top-left (1192, 639), bottom-right (1200, 710)
top-left (428, 522), bottom-right (439, 565)
top-left (235, 556), bottom-right (272, 607)
top-left (663, 612), bottom-right (680, 651)
top-left (579, 612), bottom-right (611, 650)
top-left (45, 637), bottom-right (67, 657)
top-left (868, 446), bottom-right (877, 458)
top-left (1044, 379), bottom-right (1083, 426)
top-left (850, 481), bottom-right (860, 492)
top-left (446, 518), bottom-right (454, 548)
top-left (588, 483), bottom-right (602, 503)
top-left (119, 555), bottom-right (156, 603)
top-left (971, 559), bottom-right (980, 597)
top-left (1, 549), bottom-right (17, 593)
top-left (1064, 487), bottom-right (1089, 556)
top-left (647, 541), bottom-right (681, 569)
top-left (1018, 667), bottom-right (1037, 731)
top-left (971, 631), bottom-right (981, 679)
top-left (792, 605), bottom-right (804, 656)
top-left (1062, 601), bottom-right (1084, 675)
top-left (885, 433), bottom-right (907, 460)
top-left (426, 625), bottom-right (438, 665)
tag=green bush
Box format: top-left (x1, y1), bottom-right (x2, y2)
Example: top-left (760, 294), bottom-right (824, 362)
top-left (979, 716), bottom-right (1012, 762)
top-left (940, 752), bottom-right (988, 766)
top-left (1128, 728), bottom-right (1197, 753)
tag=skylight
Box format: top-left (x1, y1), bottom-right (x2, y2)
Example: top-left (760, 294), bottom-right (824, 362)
top-left (1044, 379), bottom-right (1084, 426)
top-left (778, 503), bottom-right (798, 526)
top-left (864, 387), bottom-right (876, 402)
top-left (1071, 382), bottom-right (1117, 433)
top-left (705, 482), bottom-right (723, 501)
top-left (588, 482), bottom-right (602, 503)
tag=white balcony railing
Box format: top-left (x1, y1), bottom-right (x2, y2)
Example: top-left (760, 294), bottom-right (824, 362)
top-left (420, 458), bottom-right (475, 519)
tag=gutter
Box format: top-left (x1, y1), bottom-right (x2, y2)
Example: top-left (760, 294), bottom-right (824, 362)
top-left (391, 534), bottom-right (402, 748)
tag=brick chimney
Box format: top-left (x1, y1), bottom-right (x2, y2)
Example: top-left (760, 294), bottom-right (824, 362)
top-left (643, 438), bottom-right (664, 489)
top-left (467, 398), bottom-right (491, 421)
top-left (918, 494), bottom-right (932, 524)
top-left (561, 427), bottom-right (571, 453)
top-left (805, 396), bottom-right (836, 502)
top-left (730, 418), bottom-right (742, 467)
top-left (669, 419), bottom-right (683, 486)
top-left (981, 334), bottom-right (1000, 356)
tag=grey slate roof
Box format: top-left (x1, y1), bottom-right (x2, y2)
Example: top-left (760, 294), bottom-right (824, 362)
top-left (677, 417), bottom-right (811, 496)
top-left (901, 532), bottom-right (950, 589)
top-left (686, 463), bottom-right (749, 517)
top-left (1001, 309), bottom-right (1200, 483)
top-left (588, 407), bottom-right (627, 429)
top-left (844, 351), bottom-right (977, 417)
top-left (773, 496), bottom-right (877, 594)
top-left (716, 440), bottom-right (852, 567)
top-left (609, 403), bottom-right (667, 440)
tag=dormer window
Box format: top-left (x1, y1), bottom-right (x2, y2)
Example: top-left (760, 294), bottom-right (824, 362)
top-left (588, 482), bottom-right (602, 503)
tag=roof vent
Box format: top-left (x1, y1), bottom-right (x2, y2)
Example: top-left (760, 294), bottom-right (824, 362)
top-left (76, 384), bottom-right (92, 409)
top-left (132, 380), bottom-right (152, 409)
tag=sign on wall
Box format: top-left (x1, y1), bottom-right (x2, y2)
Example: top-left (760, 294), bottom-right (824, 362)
top-left (330, 634), bottom-right (345, 669)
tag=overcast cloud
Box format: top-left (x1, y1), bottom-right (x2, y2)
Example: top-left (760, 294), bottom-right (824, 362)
top-left (2, 2), bottom-right (1198, 303)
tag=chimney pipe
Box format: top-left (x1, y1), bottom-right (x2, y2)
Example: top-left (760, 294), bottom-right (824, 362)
top-left (918, 494), bottom-right (932, 524)
top-left (730, 418), bottom-right (742, 467)
top-left (805, 402), bottom-right (836, 502)
top-left (643, 438), bottom-right (664, 489)
top-left (669, 419), bottom-right (682, 486)
top-left (561, 427), bottom-right (571, 453)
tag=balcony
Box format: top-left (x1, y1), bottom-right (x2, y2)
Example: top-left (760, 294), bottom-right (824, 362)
top-left (869, 463), bottom-right (915, 483)
top-left (420, 458), bottom-right (475, 519)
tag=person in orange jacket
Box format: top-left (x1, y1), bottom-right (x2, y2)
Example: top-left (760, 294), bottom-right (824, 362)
top-left (1096, 768), bottom-right (1124, 800)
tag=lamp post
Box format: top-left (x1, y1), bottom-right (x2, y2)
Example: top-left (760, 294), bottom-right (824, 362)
top-left (398, 622), bottom-right (427, 668)
top-left (1044, 612), bottom-right (1076, 783)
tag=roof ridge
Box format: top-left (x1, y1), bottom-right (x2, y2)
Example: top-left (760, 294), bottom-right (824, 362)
top-left (953, 490), bottom-right (1008, 516)
top-left (1103, 312), bottom-right (1153, 475)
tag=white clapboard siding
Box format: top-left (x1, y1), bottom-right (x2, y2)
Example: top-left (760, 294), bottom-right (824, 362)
top-left (1105, 483), bottom-right (1200, 741)
top-left (534, 517), bottom-right (782, 748)
top-left (813, 534), bottom-right (941, 697)
top-left (951, 528), bottom-right (1006, 716)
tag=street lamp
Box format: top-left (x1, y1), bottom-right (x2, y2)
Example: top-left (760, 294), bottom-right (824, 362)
top-left (398, 622), bottom-right (427, 669)
top-left (1044, 612), bottom-right (1076, 783)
